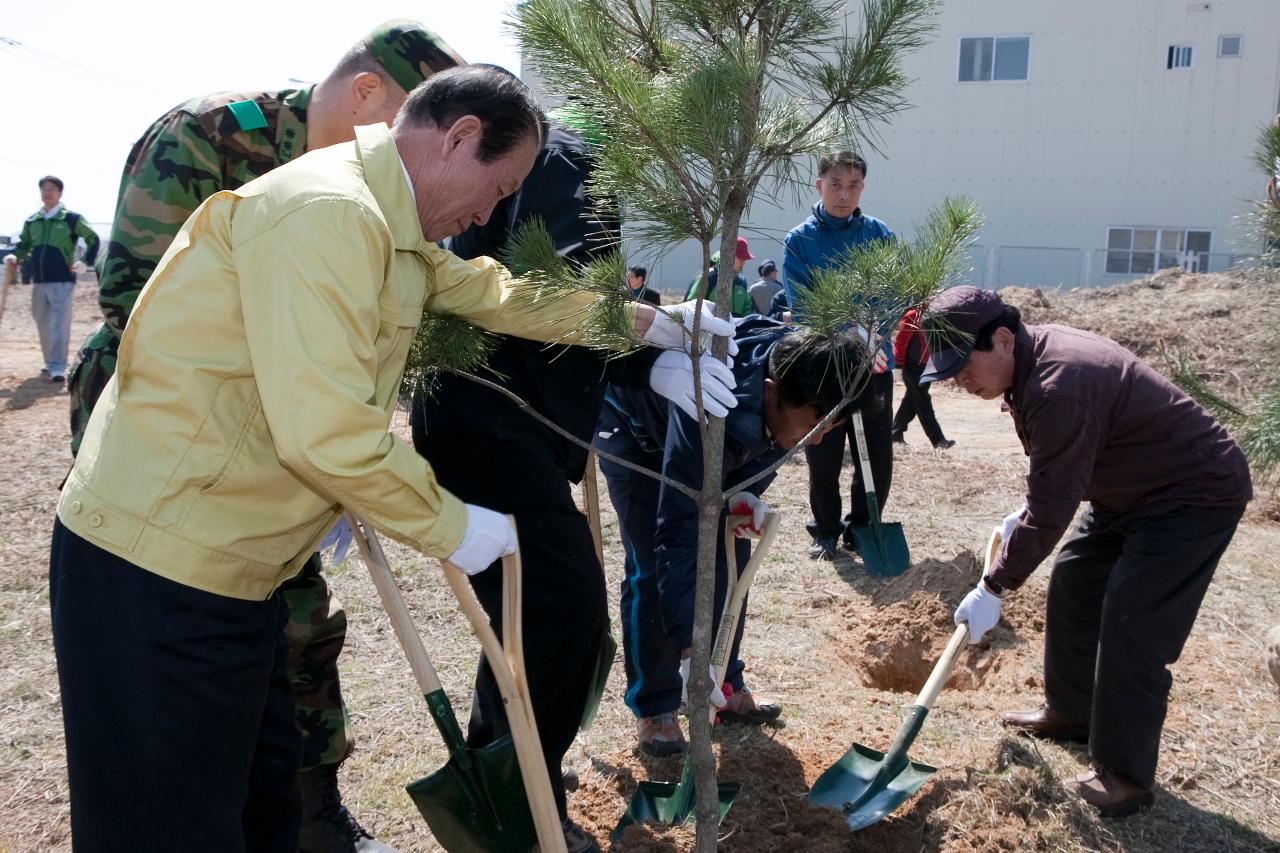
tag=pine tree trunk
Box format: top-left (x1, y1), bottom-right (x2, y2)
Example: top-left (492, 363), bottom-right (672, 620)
top-left (690, 208), bottom-right (744, 853)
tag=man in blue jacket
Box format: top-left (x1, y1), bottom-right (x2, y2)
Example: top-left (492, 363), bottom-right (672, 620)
top-left (595, 320), bottom-right (862, 756)
top-left (782, 150), bottom-right (895, 561)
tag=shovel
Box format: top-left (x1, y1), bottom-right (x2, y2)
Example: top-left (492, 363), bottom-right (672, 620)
top-left (346, 514), bottom-right (565, 853)
top-left (808, 529), bottom-right (1001, 829)
top-left (578, 450), bottom-right (616, 731)
top-left (845, 406), bottom-right (910, 576)
top-left (612, 511), bottom-right (781, 841)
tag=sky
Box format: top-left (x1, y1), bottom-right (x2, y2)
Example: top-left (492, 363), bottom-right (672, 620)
top-left (0, 1), bottom-right (522, 236)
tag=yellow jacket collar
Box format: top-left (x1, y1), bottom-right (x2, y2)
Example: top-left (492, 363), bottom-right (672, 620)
top-left (355, 123), bottom-right (430, 254)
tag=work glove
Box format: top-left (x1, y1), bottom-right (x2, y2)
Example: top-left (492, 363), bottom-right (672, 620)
top-left (319, 517), bottom-right (354, 567)
top-left (954, 580), bottom-right (1003, 644)
top-left (999, 504), bottom-right (1026, 542)
top-left (447, 504), bottom-right (517, 576)
top-left (649, 349), bottom-right (738, 420)
top-left (680, 656), bottom-right (727, 709)
top-left (727, 492), bottom-right (766, 537)
top-left (643, 300), bottom-right (739, 356)
top-left (72, 261), bottom-right (88, 274)
top-left (3, 254), bottom-right (15, 266)
top-left (851, 324), bottom-right (889, 374)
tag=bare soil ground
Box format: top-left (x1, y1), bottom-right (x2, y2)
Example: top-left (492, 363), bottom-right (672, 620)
top-left (1, 272), bottom-right (1277, 851)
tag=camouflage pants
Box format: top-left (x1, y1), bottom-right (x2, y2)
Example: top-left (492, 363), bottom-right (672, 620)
top-left (69, 328), bottom-right (354, 769)
top-left (281, 554), bottom-right (355, 770)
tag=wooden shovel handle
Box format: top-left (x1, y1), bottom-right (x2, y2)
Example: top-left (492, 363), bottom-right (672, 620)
top-left (345, 513), bottom-right (443, 695)
top-left (441, 523), bottom-right (567, 853)
top-left (712, 511), bottom-right (781, 681)
top-left (582, 451), bottom-right (604, 569)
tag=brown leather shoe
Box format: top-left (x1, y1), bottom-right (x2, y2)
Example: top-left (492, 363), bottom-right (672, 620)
top-left (1074, 766), bottom-right (1154, 818)
top-left (1000, 703), bottom-right (1089, 742)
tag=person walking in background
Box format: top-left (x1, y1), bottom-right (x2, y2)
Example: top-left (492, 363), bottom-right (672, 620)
top-left (891, 306), bottom-right (954, 449)
top-left (4, 176), bottom-right (99, 383)
top-left (749, 258), bottom-right (782, 315)
top-left (627, 265), bottom-right (662, 304)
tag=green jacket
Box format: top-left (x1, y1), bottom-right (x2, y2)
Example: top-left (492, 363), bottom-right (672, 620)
top-left (685, 266), bottom-right (754, 317)
top-left (96, 87), bottom-right (312, 334)
top-left (13, 206), bottom-right (99, 283)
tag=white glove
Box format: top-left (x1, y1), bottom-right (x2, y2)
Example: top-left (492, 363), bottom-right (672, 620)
top-left (3, 254), bottom-right (16, 266)
top-left (649, 349), bottom-right (738, 420)
top-left (643, 300), bottom-right (739, 356)
top-left (872, 349), bottom-right (888, 374)
top-left (999, 504), bottom-right (1026, 542)
top-left (852, 324), bottom-right (888, 374)
top-left (954, 581), bottom-right (1003, 644)
top-left (446, 504), bottom-right (517, 576)
top-left (727, 492), bottom-right (766, 537)
top-left (319, 518), bottom-right (354, 567)
top-left (72, 261), bottom-right (88, 274)
top-left (680, 657), bottom-right (727, 709)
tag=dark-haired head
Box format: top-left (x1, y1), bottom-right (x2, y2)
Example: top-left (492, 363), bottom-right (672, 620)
top-left (764, 331), bottom-right (865, 449)
top-left (396, 65), bottom-right (545, 161)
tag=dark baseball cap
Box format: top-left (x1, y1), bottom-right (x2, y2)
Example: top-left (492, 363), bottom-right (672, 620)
top-left (758, 259), bottom-right (777, 275)
top-left (919, 286), bottom-right (1006, 383)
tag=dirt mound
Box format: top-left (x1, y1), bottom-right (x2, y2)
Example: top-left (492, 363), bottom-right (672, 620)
top-left (1000, 268), bottom-right (1280, 407)
top-left (840, 556), bottom-right (1043, 693)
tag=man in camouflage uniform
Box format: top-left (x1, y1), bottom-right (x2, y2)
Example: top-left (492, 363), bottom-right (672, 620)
top-left (64, 21), bottom-right (463, 853)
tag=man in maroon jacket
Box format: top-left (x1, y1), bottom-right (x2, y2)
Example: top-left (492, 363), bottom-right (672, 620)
top-left (921, 286), bottom-right (1252, 818)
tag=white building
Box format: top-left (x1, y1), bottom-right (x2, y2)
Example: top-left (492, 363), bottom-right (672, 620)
top-left (527, 0), bottom-right (1280, 292)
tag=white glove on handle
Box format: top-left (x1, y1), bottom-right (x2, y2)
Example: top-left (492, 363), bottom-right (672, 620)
top-left (447, 504), bottom-right (517, 576)
top-left (954, 581), bottom-right (1003, 644)
top-left (727, 492), bottom-right (766, 537)
top-left (649, 349), bottom-right (738, 420)
top-left (72, 261), bottom-right (88, 274)
top-left (3, 254), bottom-right (16, 266)
top-left (852, 324), bottom-right (888, 374)
top-left (1000, 504), bottom-right (1026, 542)
top-left (680, 657), bottom-right (727, 709)
top-left (319, 518), bottom-right (354, 567)
top-left (643, 300), bottom-right (739, 356)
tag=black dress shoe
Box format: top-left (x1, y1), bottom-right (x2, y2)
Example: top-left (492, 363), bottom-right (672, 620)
top-left (1000, 703), bottom-right (1089, 743)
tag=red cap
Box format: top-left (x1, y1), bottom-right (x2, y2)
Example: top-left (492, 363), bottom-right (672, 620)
top-left (735, 237), bottom-right (754, 261)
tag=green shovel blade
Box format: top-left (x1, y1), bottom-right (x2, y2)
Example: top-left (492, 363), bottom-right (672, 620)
top-left (406, 733), bottom-right (537, 853)
top-left (612, 757), bottom-right (740, 842)
top-left (848, 493), bottom-right (910, 577)
top-left (808, 705), bottom-right (935, 830)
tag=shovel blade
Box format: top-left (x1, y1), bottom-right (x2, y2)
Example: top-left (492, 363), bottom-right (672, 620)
top-left (612, 779), bottom-right (740, 841)
top-left (406, 734), bottom-right (537, 853)
top-left (848, 521), bottom-right (910, 577)
top-left (808, 742), bottom-right (936, 831)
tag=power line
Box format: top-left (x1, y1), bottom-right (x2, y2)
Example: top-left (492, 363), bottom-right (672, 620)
top-left (0, 35), bottom-right (170, 95)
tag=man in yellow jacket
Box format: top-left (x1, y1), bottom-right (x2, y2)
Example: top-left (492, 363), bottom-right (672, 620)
top-left (51, 65), bottom-right (732, 851)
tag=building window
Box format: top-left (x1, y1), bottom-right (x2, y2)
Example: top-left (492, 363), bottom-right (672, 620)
top-left (1167, 45), bottom-right (1194, 69)
top-left (1218, 35), bottom-right (1242, 57)
top-left (1106, 228), bottom-right (1212, 274)
top-left (958, 36), bottom-right (1031, 82)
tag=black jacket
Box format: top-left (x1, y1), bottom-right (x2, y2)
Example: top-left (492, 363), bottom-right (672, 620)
top-left (412, 122), bottom-right (658, 481)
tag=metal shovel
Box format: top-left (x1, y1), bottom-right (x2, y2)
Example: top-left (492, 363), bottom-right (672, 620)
top-left (612, 511), bottom-right (781, 841)
top-left (845, 407), bottom-right (910, 576)
top-left (346, 514), bottom-right (565, 853)
top-left (808, 530), bottom-right (1001, 829)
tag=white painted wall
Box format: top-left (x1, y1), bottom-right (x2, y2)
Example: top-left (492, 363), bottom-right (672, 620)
top-left (526, 0), bottom-right (1280, 292)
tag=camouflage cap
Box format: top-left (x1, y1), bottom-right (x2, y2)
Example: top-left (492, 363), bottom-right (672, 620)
top-left (365, 19), bottom-right (466, 94)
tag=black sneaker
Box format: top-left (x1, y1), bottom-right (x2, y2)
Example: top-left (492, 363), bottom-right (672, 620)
top-left (933, 439), bottom-right (956, 450)
top-left (808, 536), bottom-right (839, 561)
top-left (891, 432), bottom-right (905, 444)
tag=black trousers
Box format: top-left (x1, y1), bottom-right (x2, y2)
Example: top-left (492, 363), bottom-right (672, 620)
top-left (50, 519), bottom-right (300, 853)
top-left (1043, 504), bottom-right (1244, 789)
top-left (412, 416), bottom-right (606, 821)
top-left (804, 370), bottom-right (894, 540)
top-left (891, 364), bottom-right (946, 446)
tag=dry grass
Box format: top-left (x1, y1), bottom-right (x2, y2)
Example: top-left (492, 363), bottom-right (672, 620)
top-left (1, 273), bottom-right (1278, 851)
